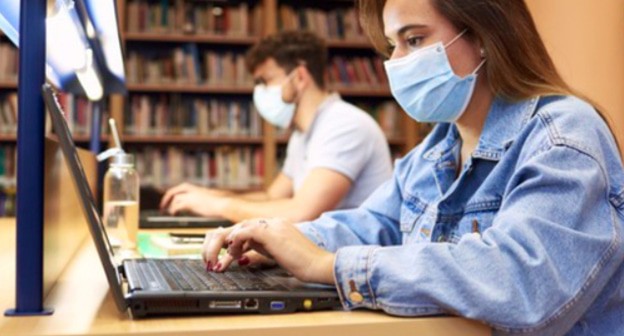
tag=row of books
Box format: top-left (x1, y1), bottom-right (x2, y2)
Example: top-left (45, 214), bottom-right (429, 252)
top-left (125, 95), bottom-right (262, 136)
top-left (0, 91), bottom-right (105, 136)
top-left (0, 41), bottom-right (18, 82)
top-left (133, 146), bottom-right (264, 190)
top-left (0, 145), bottom-right (16, 217)
top-left (126, 46), bottom-right (387, 88)
top-left (3, 90), bottom-right (405, 141)
top-left (278, 5), bottom-right (366, 42)
top-left (126, 0), bottom-right (263, 37)
top-left (56, 92), bottom-right (108, 136)
top-left (126, 46), bottom-right (253, 86)
top-left (328, 56), bottom-right (388, 88)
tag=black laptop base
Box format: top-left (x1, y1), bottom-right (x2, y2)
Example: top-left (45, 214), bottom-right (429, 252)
top-left (127, 293), bottom-right (341, 318)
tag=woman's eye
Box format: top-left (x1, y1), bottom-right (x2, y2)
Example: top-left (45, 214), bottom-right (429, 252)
top-left (406, 36), bottom-right (423, 48)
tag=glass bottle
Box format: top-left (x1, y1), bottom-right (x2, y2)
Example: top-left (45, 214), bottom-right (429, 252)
top-left (103, 153), bottom-right (140, 249)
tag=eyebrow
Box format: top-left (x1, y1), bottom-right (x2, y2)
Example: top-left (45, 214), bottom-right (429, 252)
top-left (386, 24), bottom-right (428, 39)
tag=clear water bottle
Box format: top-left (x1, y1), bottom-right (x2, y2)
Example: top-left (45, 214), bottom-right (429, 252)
top-left (103, 153), bottom-right (140, 249)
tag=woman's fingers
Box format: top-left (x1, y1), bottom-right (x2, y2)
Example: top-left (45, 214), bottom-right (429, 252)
top-left (213, 253), bottom-right (234, 272)
top-left (201, 226), bottom-right (230, 269)
top-left (239, 250), bottom-right (276, 267)
top-left (226, 219), bottom-right (270, 259)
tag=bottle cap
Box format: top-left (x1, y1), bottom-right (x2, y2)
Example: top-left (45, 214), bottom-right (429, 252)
top-left (110, 153), bottom-right (134, 167)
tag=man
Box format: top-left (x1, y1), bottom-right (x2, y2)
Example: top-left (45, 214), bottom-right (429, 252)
top-left (160, 31), bottom-right (392, 223)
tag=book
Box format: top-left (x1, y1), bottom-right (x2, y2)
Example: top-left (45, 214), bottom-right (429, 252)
top-left (137, 232), bottom-right (204, 258)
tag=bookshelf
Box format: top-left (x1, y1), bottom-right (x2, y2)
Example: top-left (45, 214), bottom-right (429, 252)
top-left (113, 0), bottom-right (429, 191)
top-left (0, 32), bottom-right (17, 217)
top-left (0, 0), bottom-right (431, 213)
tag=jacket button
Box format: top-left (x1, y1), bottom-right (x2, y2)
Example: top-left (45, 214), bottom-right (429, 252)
top-left (349, 291), bottom-right (364, 303)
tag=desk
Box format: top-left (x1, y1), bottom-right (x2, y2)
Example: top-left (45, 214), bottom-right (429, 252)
top-left (0, 218), bottom-right (491, 336)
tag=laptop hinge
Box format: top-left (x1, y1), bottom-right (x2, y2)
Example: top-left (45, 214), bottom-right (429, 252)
top-left (117, 264), bottom-right (128, 280)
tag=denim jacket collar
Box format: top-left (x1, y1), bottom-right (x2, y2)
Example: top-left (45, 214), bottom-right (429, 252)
top-left (423, 96), bottom-right (540, 162)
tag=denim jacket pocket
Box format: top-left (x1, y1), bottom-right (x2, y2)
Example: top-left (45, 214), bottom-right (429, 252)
top-left (449, 199), bottom-right (501, 244)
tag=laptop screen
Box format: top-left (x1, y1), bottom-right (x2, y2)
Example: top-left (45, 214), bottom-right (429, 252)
top-left (42, 84), bottom-right (128, 312)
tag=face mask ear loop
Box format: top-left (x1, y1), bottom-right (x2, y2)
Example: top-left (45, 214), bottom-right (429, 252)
top-left (444, 29), bottom-right (468, 48)
top-left (473, 59), bottom-right (487, 75)
top-left (282, 68), bottom-right (301, 107)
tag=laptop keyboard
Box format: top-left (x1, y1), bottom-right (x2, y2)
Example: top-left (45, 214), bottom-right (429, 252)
top-left (136, 259), bottom-right (285, 291)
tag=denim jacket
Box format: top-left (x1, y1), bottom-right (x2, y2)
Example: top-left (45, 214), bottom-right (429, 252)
top-left (299, 95), bottom-right (624, 335)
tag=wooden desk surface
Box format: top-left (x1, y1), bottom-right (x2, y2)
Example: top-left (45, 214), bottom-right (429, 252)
top-left (0, 218), bottom-right (491, 336)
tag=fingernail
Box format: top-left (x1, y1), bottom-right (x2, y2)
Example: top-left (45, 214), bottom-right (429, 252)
top-left (213, 263), bottom-right (222, 272)
top-left (227, 240), bottom-right (233, 246)
top-left (237, 256), bottom-right (250, 266)
top-left (205, 261), bottom-right (212, 272)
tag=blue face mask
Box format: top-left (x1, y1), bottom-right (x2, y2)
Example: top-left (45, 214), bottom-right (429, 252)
top-left (384, 30), bottom-right (485, 123)
top-left (253, 73), bottom-right (296, 129)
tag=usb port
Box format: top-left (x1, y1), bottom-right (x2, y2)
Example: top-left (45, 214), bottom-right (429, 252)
top-left (269, 300), bottom-right (285, 311)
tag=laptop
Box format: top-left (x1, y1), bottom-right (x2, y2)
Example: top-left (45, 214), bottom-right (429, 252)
top-left (43, 84), bottom-right (341, 318)
top-left (138, 186), bottom-right (233, 229)
top-left (139, 210), bottom-right (233, 229)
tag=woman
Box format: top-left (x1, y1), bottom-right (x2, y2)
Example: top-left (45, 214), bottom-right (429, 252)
top-left (202, 0), bottom-right (624, 334)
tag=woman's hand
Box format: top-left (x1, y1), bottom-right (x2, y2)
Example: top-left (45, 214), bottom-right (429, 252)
top-left (201, 218), bottom-right (336, 284)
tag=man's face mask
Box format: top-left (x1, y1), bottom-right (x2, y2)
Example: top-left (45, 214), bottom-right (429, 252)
top-left (384, 30), bottom-right (486, 123)
top-left (253, 71), bottom-right (297, 129)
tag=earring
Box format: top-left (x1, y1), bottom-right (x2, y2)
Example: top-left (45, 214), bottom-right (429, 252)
top-left (480, 48), bottom-right (486, 58)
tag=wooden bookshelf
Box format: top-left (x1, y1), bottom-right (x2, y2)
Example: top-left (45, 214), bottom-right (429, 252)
top-left (126, 83), bottom-right (391, 98)
top-left (72, 135), bottom-right (108, 143)
top-left (124, 32), bottom-right (259, 45)
top-left (326, 39), bottom-right (375, 49)
top-left (122, 135), bottom-right (264, 145)
top-left (0, 81), bottom-right (17, 89)
top-left (13, 134), bottom-right (262, 145)
top-left (113, 0), bottom-right (426, 189)
top-left (127, 83), bottom-right (254, 94)
top-left (0, 134), bottom-right (16, 142)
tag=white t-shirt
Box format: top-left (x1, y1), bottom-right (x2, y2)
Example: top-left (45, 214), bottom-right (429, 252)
top-left (282, 94), bottom-right (393, 209)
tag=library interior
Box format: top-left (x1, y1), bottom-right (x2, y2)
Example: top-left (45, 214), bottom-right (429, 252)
top-left (0, 0), bottom-right (622, 335)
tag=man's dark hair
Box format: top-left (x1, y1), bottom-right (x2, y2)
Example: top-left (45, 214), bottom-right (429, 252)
top-left (245, 31), bottom-right (328, 88)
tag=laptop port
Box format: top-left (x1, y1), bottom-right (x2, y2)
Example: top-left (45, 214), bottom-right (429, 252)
top-left (244, 298), bottom-right (259, 310)
top-left (209, 300), bottom-right (242, 309)
top-left (269, 300), bottom-right (286, 311)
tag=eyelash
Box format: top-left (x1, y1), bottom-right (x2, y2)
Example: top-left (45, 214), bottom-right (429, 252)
top-left (385, 35), bottom-right (424, 56)
top-left (406, 36), bottom-right (423, 48)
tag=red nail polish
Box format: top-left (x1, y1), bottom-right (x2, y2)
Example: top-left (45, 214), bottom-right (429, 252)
top-left (238, 256), bottom-right (250, 266)
top-left (205, 261), bottom-right (212, 271)
top-left (213, 263), bottom-right (222, 272)
top-left (227, 240), bottom-right (233, 246)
